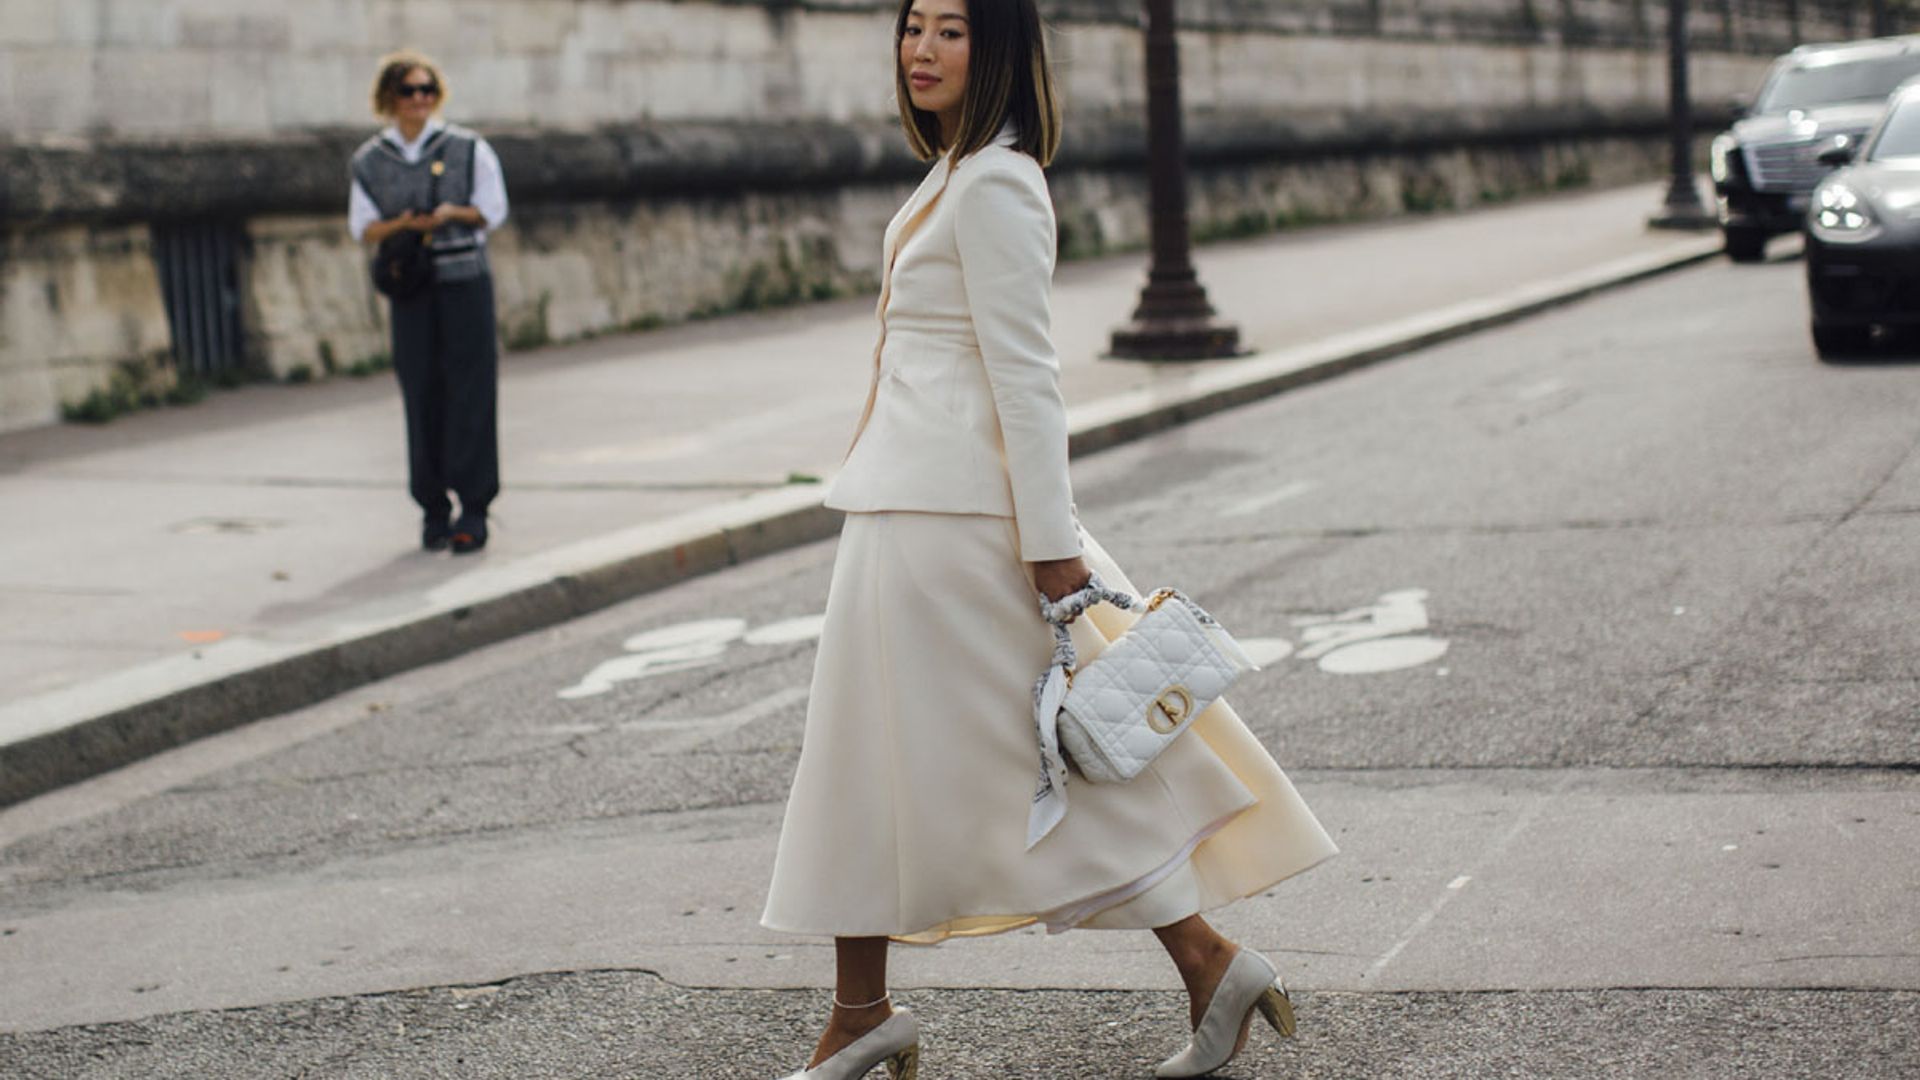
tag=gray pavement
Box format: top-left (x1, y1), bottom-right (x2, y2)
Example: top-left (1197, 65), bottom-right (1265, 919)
top-left (2, 251), bottom-right (1916, 1078)
top-left (0, 181), bottom-right (1720, 804)
top-left (4, 772), bottom-right (1913, 1033)
top-left (8, 980), bottom-right (1916, 1079)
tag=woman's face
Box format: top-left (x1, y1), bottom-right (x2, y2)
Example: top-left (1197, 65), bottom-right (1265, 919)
top-left (900, 0), bottom-right (970, 131)
top-left (393, 66), bottom-right (441, 125)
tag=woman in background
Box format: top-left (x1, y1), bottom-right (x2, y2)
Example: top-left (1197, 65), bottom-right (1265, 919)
top-left (349, 49), bottom-right (508, 555)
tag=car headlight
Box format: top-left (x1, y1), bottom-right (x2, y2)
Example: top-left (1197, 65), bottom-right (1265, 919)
top-left (1710, 134), bottom-right (1737, 184)
top-left (1811, 183), bottom-right (1881, 242)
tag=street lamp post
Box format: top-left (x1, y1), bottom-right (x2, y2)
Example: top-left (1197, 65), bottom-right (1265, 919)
top-left (1649, 0), bottom-right (1717, 230)
top-left (1109, 0), bottom-right (1241, 360)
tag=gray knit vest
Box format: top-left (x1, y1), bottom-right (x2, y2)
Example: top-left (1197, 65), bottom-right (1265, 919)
top-left (351, 125), bottom-right (488, 283)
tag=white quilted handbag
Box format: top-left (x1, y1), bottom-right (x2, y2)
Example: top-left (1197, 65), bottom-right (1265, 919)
top-left (1026, 574), bottom-right (1258, 848)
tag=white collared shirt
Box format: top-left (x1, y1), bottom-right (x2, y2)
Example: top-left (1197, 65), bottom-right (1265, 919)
top-left (347, 118), bottom-right (510, 242)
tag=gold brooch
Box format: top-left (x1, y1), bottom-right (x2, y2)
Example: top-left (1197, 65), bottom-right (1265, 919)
top-left (430, 161), bottom-right (446, 176)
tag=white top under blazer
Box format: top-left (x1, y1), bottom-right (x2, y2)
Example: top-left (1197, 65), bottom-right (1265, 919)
top-left (825, 128), bottom-right (1082, 562)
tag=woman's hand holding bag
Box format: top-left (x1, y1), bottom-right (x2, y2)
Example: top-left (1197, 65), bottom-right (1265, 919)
top-left (1026, 572), bottom-right (1259, 849)
top-left (1031, 556), bottom-right (1092, 602)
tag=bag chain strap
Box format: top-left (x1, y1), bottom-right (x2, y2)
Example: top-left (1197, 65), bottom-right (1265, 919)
top-left (1036, 573), bottom-right (1223, 682)
top-left (1026, 574), bottom-right (1231, 849)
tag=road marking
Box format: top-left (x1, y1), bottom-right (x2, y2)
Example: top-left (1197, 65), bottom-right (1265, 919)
top-left (560, 615), bottom-right (825, 700)
top-left (1237, 638), bottom-right (1297, 667)
top-left (1294, 589), bottom-right (1430, 658)
top-left (1318, 636), bottom-right (1449, 674)
top-left (743, 615), bottom-right (828, 645)
top-left (1365, 888), bottom-right (1457, 984)
top-left (1293, 589), bottom-right (1447, 673)
top-left (1822, 808), bottom-right (1854, 839)
top-left (1516, 377), bottom-right (1568, 402)
top-left (622, 619), bottom-right (748, 653)
top-left (558, 590), bottom-right (1446, 699)
top-left (1365, 777), bottom-right (1567, 983)
top-left (1222, 480), bottom-right (1317, 518)
top-left (558, 641), bottom-right (732, 700)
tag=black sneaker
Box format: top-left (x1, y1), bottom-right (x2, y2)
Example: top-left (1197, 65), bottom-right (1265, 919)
top-left (422, 519), bottom-right (453, 552)
top-left (450, 517), bottom-right (488, 555)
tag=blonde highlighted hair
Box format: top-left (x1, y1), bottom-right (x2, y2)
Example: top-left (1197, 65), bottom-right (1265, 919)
top-left (894, 0), bottom-right (1062, 166)
top-left (369, 49), bottom-right (450, 119)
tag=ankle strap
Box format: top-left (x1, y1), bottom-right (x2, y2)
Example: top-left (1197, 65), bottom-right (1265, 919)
top-left (833, 991), bottom-right (890, 1010)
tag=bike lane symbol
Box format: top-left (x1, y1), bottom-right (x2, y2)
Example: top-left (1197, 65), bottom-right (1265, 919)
top-left (557, 615), bottom-right (828, 700)
top-left (558, 591), bottom-right (1446, 699)
top-left (1290, 588), bottom-right (1449, 674)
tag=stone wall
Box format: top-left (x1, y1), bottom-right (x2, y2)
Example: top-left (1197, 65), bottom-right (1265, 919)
top-left (0, 224), bottom-right (176, 426)
top-left (0, 0), bottom-right (1903, 430)
top-left (0, 1), bottom-right (1888, 137)
top-left (240, 124), bottom-right (1686, 388)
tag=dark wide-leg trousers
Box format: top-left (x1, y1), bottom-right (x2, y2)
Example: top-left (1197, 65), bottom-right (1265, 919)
top-left (389, 273), bottom-right (500, 524)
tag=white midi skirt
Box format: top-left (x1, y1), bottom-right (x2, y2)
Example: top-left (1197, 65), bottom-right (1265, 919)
top-left (761, 511), bottom-right (1337, 944)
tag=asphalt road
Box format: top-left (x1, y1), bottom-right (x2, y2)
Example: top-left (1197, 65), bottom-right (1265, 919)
top-left (3, 252), bottom-right (1917, 1078)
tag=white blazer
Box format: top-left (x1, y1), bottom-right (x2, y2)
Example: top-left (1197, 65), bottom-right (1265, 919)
top-left (824, 129), bottom-right (1081, 562)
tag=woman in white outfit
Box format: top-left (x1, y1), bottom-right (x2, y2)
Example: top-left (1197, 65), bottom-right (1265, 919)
top-left (761, 0), bottom-right (1338, 1075)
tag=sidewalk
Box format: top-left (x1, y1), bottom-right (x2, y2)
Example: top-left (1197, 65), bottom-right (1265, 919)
top-left (0, 181), bottom-right (1721, 802)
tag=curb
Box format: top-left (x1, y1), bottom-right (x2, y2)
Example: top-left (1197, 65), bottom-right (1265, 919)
top-left (0, 236), bottom-right (1724, 807)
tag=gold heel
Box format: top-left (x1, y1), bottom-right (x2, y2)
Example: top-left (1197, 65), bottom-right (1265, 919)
top-left (1254, 984), bottom-right (1296, 1039)
top-left (885, 1043), bottom-right (919, 1080)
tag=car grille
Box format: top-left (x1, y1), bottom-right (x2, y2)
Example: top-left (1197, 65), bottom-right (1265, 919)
top-left (1811, 266), bottom-right (1920, 317)
top-left (1743, 128), bottom-right (1871, 194)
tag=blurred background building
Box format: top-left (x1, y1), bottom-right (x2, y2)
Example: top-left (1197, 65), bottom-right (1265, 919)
top-left (0, 0), bottom-right (1906, 431)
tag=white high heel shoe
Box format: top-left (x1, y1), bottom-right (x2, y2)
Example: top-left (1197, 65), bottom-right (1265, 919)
top-left (1154, 950), bottom-right (1295, 1078)
top-left (779, 1008), bottom-right (920, 1080)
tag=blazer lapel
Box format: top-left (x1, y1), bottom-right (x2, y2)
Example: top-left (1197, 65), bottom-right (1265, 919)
top-left (847, 155), bottom-right (955, 458)
top-left (877, 153), bottom-right (954, 314)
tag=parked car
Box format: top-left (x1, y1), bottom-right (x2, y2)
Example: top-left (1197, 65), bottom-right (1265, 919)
top-left (1804, 78), bottom-right (1920, 358)
top-left (1712, 36), bottom-right (1920, 262)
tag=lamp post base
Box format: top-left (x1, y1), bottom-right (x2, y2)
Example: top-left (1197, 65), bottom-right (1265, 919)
top-left (1109, 316), bottom-right (1244, 361)
top-left (1649, 178), bottom-right (1717, 231)
top-left (1648, 206), bottom-right (1719, 230)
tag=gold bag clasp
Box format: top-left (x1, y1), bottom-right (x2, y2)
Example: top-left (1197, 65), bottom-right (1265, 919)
top-left (1149, 685), bottom-right (1193, 734)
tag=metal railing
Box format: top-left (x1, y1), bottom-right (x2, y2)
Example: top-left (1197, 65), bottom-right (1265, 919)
top-left (150, 220), bottom-right (248, 379)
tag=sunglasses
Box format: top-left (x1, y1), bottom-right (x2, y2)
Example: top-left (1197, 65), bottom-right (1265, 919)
top-left (397, 82), bottom-right (440, 99)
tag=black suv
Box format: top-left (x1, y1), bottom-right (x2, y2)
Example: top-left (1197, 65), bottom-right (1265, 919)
top-left (1804, 78), bottom-right (1920, 358)
top-left (1712, 36), bottom-right (1920, 262)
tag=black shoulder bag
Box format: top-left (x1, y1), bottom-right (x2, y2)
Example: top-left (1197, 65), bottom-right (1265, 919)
top-left (363, 138), bottom-right (448, 300)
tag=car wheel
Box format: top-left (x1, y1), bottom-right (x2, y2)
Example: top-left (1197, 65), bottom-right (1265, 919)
top-left (1811, 321), bottom-right (1872, 360)
top-left (1724, 227), bottom-right (1767, 263)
